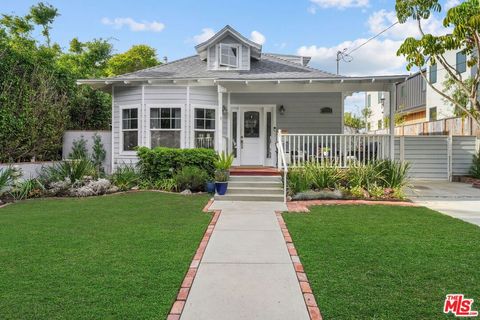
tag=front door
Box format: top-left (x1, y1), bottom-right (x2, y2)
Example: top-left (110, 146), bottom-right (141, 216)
top-left (241, 108), bottom-right (263, 165)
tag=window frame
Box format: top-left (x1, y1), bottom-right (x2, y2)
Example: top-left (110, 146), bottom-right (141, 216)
top-left (219, 43), bottom-right (240, 68)
top-left (148, 105), bottom-right (183, 149)
top-left (429, 107), bottom-right (438, 121)
top-left (430, 64), bottom-right (437, 84)
top-left (193, 106), bottom-right (216, 149)
top-left (120, 105), bottom-right (139, 154)
top-left (456, 51), bottom-right (467, 74)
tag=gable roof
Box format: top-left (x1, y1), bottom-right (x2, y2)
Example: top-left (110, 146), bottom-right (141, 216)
top-left (99, 53), bottom-right (338, 81)
top-left (195, 25), bottom-right (261, 53)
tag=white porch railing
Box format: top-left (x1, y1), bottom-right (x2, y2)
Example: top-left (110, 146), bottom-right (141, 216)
top-left (277, 131), bottom-right (391, 168)
top-left (276, 130), bottom-right (288, 203)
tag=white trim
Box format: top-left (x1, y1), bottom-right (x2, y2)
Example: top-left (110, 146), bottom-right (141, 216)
top-left (191, 104), bottom-right (218, 150)
top-left (111, 86), bottom-right (115, 172)
top-left (119, 104), bottom-right (140, 156)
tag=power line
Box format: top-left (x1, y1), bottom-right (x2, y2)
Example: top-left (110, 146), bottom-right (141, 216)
top-left (347, 21), bottom-right (399, 55)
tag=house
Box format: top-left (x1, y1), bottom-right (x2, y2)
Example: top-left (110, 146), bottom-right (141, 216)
top-left (78, 25), bottom-right (406, 171)
top-left (366, 71), bottom-right (427, 132)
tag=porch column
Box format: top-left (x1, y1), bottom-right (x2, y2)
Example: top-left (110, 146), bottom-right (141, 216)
top-left (389, 84), bottom-right (396, 160)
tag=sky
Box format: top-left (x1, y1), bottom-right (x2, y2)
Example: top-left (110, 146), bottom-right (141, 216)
top-left (1, 0), bottom-right (458, 114)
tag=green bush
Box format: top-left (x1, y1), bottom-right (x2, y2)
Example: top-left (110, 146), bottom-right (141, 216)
top-left (0, 167), bottom-right (15, 195)
top-left (137, 147), bottom-right (217, 181)
top-left (304, 162), bottom-right (343, 190)
top-left (346, 162), bottom-right (385, 190)
top-left (9, 178), bottom-right (45, 200)
top-left (68, 137), bottom-right (88, 159)
top-left (470, 150), bottom-right (480, 179)
top-left (175, 166), bottom-right (208, 192)
top-left (377, 160), bottom-right (410, 189)
top-left (39, 159), bottom-right (96, 184)
top-left (287, 168), bottom-right (311, 195)
top-left (111, 165), bottom-right (140, 191)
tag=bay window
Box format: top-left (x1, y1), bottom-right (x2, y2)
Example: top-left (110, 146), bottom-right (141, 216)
top-left (194, 108), bottom-right (215, 149)
top-left (150, 107), bottom-right (181, 148)
top-left (122, 108), bottom-right (138, 151)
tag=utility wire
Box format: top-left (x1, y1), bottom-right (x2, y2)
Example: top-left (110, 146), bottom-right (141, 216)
top-left (346, 21), bottom-right (399, 56)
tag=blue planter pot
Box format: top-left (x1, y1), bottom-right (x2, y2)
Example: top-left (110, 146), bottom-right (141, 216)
top-left (215, 182), bottom-right (228, 195)
top-left (206, 182), bottom-right (216, 193)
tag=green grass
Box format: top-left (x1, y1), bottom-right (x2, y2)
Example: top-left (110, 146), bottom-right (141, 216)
top-left (283, 205), bottom-right (480, 320)
top-left (0, 192), bottom-right (211, 319)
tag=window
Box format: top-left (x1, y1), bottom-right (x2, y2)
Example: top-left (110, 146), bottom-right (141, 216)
top-left (430, 64), bottom-right (437, 84)
top-left (150, 107), bottom-right (181, 148)
top-left (266, 112), bottom-right (272, 158)
top-left (377, 119), bottom-right (382, 130)
top-left (421, 77), bottom-right (426, 91)
top-left (378, 92), bottom-right (383, 104)
top-left (122, 108), bottom-right (138, 151)
top-left (456, 51), bottom-right (467, 73)
top-left (232, 112), bottom-right (238, 158)
top-left (429, 107), bottom-right (437, 121)
top-left (244, 111), bottom-right (260, 138)
top-left (367, 94), bottom-right (371, 107)
top-left (219, 43), bottom-right (239, 68)
top-left (400, 86), bottom-right (405, 98)
top-left (195, 108), bottom-right (215, 149)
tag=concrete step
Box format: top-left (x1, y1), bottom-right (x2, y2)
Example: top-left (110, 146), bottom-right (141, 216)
top-left (214, 193), bottom-right (284, 202)
top-left (227, 187), bottom-right (283, 195)
top-left (229, 175), bottom-right (282, 183)
top-left (229, 181), bottom-right (283, 188)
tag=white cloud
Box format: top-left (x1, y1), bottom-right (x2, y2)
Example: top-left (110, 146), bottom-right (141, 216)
top-left (345, 92), bottom-right (367, 115)
top-left (367, 9), bottom-right (446, 40)
top-left (309, 0), bottom-right (369, 11)
top-left (250, 30), bottom-right (266, 45)
top-left (445, 0), bottom-right (461, 9)
top-left (298, 38), bottom-right (407, 76)
top-left (101, 17), bottom-right (164, 32)
top-left (193, 28), bottom-right (216, 44)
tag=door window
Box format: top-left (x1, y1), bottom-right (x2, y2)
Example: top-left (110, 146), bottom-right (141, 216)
top-left (244, 111), bottom-right (260, 138)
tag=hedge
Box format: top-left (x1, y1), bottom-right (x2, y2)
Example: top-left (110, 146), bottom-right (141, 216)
top-left (137, 147), bottom-right (218, 180)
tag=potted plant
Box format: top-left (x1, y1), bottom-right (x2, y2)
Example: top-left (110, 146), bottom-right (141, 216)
top-left (214, 152), bottom-right (234, 195)
top-left (206, 174), bottom-right (216, 194)
top-left (214, 170), bottom-right (229, 195)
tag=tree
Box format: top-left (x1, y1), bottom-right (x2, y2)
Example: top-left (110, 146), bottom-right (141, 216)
top-left (29, 2), bottom-right (59, 47)
top-left (106, 44), bottom-right (160, 76)
top-left (396, 0), bottom-right (480, 125)
top-left (344, 112), bottom-right (365, 132)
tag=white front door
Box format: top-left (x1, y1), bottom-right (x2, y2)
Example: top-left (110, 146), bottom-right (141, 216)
top-left (240, 108), bottom-right (263, 165)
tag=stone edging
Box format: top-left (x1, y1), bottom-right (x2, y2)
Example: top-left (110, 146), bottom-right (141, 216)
top-left (276, 211), bottom-right (323, 320)
top-left (287, 199), bottom-right (418, 212)
top-left (167, 205), bottom-right (220, 320)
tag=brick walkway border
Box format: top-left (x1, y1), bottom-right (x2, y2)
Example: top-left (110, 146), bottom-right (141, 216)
top-left (276, 212), bottom-right (323, 320)
top-left (287, 199), bottom-right (418, 212)
top-left (167, 201), bottom-right (220, 320)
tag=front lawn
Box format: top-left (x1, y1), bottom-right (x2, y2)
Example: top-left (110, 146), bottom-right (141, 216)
top-left (283, 205), bottom-right (480, 319)
top-left (0, 192), bottom-right (211, 319)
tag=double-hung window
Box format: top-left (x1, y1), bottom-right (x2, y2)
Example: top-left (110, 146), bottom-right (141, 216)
top-left (219, 43), bottom-right (239, 68)
top-left (194, 108), bottom-right (215, 149)
top-left (456, 51), bottom-right (467, 74)
top-left (150, 107), bottom-right (181, 148)
top-left (122, 108), bottom-right (138, 151)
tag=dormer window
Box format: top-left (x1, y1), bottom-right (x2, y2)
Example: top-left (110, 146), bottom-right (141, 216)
top-left (219, 43), bottom-right (239, 68)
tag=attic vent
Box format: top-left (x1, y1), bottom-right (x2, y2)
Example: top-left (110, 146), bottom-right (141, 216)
top-left (321, 107), bottom-right (333, 114)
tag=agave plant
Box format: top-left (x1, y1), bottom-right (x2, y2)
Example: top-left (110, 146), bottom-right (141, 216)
top-left (39, 159), bottom-right (95, 185)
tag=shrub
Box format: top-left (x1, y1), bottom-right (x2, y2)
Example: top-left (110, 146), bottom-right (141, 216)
top-left (111, 165), bottom-right (140, 191)
top-left (304, 162), bottom-right (343, 190)
top-left (287, 169), bottom-right (311, 195)
top-left (0, 167), bottom-right (15, 195)
top-left (377, 160), bottom-right (410, 189)
top-left (214, 170), bottom-right (229, 182)
top-left (175, 166), bottom-right (208, 192)
top-left (68, 136), bottom-right (88, 159)
top-left (155, 179), bottom-right (177, 192)
top-left (39, 159), bottom-right (95, 185)
top-left (137, 147), bottom-right (217, 181)
top-left (346, 162), bottom-right (385, 190)
top-left (9, 179), bottom-right (45, 200)
top-left (470, 150), bottom-right (480, 179)
top-left (368, 184), bottom-right (385, 199)
top-left (91, 134), bottom-right (106, 176)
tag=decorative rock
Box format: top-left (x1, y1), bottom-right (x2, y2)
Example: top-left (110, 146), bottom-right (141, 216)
top-left (180, 189), bottom-right (192, 195)
top-left (292, 189), bottom-right (344, 201)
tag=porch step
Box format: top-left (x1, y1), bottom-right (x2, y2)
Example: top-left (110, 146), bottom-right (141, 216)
top-left (230, 168), bottom-right (281, 176)
top-left (214, 174), bottom-right (284, 202)
top-left (227, 187), bottom-right (284, 195)
top-left (214, 193), bottom-right (284, 202)
top-left (229, 175), bottom-right (282, 182)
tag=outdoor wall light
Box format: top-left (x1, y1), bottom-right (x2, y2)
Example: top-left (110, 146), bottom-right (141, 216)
top-left (222, 105), bottom-right (227, 113)
top-left (279, 105), bottom-right (285, 115)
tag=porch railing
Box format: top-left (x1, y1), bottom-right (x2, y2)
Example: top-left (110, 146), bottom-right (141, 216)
top-left (276, 130), bottom-right (288, 203)
top-left (277, 131), bottom-right (391, 168)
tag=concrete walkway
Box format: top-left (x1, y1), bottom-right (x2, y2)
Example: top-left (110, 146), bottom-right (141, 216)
top-left (180, 201), bottom-right (310, 320)
top-left (407, 181), bottom-right (480, 226)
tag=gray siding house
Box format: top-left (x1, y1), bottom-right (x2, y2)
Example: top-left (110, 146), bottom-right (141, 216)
top-left (79, 25), bottom-right (405, 171)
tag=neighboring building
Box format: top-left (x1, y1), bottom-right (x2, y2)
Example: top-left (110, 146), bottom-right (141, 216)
top-left (79, 25), bottom-right (405, 170)
top-left (365, 91), bottom-right (389, 131)
top-left (396, 70), bottom-right (427, 125)
top-left (426, 49), bottom-right (472, 121)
